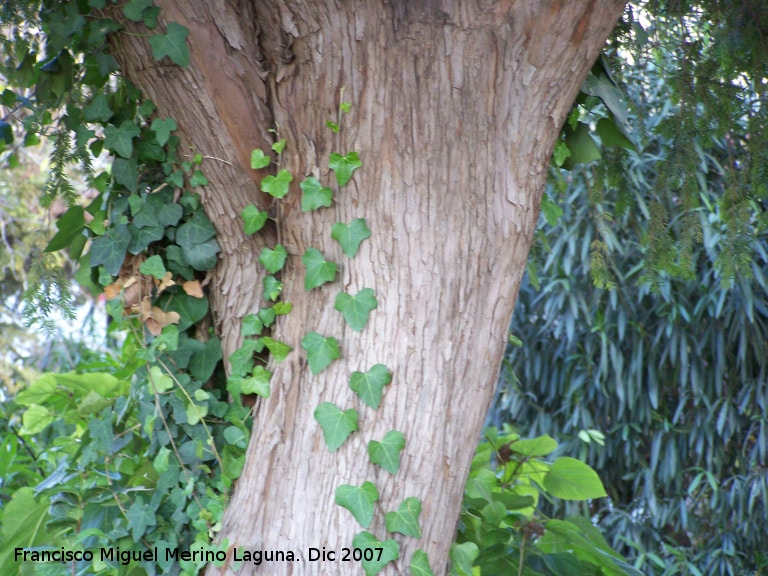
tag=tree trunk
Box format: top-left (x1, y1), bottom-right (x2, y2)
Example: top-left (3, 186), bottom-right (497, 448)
top-left (110, 1), bottom-right (625, 573)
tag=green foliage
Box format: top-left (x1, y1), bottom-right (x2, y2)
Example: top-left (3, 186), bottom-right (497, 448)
top-left (349, 364), bottom-right (392, 409)
top-left (334, 287), bottom-right (377, 331)
top-left (385, 497), bottom-right (422, 538)
top-left (314, 402), bottom-right (358, 452)
top-left (410, 549), bottom-right (436, 576)
top-left (335, 482), bottom-right (379, 528)
top-left (332, 217), bottom-right (371, 258)
top-left (301, 331), bottom-right (340, 374)
top-left (300, 176), bottom-right (333, 211)
top-left (241, 204), bottom-right (269, 234)
top-left (329, 151), bottom-right (362, 186)
top-left (302, 247), bottom-right (337, 290)
top-left (367, 430), bottom-right (405, 474)
top-left (352, 531), bottom-right (399, 576)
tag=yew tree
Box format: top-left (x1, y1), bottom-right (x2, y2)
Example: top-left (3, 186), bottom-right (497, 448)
top-left (1, 1), bottom-right (626, 574)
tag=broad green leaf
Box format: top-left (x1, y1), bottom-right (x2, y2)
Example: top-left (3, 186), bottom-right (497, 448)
top-left (242, 205), bottom-right (269, 234)
top-left (509, 434), bottom-right (558, 457)
top-left (259, 337), bottom-right (292, 363)
top-left (0, 488), bottom-right (52, 573)
top-left (190, 169), bottom-right (208, 186)
top-left (449, 542), bottom-right (479, 576)
top-left (261, 169), bottom-right (293, 198)
top-left (240, 365), bottom-right (271, 397)
top-left (349, 364), bottom-right (392, 409)
top-left (20, 404), bottom-right (54, 435)
top-left (89, 418), bottom-right (114, 453)
top-left (259, 244), bottom-right (287, 274)
top-left (331, 218), bottom-right (371, 258)
top-left (176, 212), bottom-right (217, 250)
top-left (540, 193), bottom-right (563, 227)
top-left (368, 430), bottom-right (405, 474)
top-left (329, 152), bottom-right (362, 186)
top-left (544, 457), bottom-right (607, 500)
top-left (45, 205), bottom-right (85, 252)
top-left (123, 0), bottom-right (152, 21)
top-left (154, 447), bottom-right (171, 473)
top-left (250, 148), bottom-right (270, 169)
top-left (335, 288), bottom-right (377, 332)
top-left (262, 275), bottom-right (283, 301)
top-left (90, 223), bottom-right (131, 276)
top-left (314, 402), bottom-right (358, 452)
top-left (258, 307), bottom-right (276, 327)
top-left (300, 177), bottom-right (333, 211)
top-left (352, 531), bottom-right (399, 576)
top-left (185, 400), bottom-right (208, 426)
top-left (272, 139), bottom-right (286, 154)
top-left (302, 248), bottom-right (337, 290)
top-left (595, 117), bottom-right (635, 150)
top-left (189, 337), bottom-right (222, 381)
top-left (83, 93), bottom-right (113, 122)
top-left (126, 496), bottom-right (156, 541)
top-left (241, 314), bottom-right (264, 337)
top-left (148, 22), bottom-right (190, 67)
top-left (228, 339), bottom-right (260, 377)
top-left (273, 302), bottom-right (293, 315)
top-left (149, 365), bottom-right (173, 392)
top-left (224, 426), bottom-right (248, 449)
top-left (139, 254), bottom-right (167, 279)
top-left (302, 332), bottom-right (340, 374)
top-left (385, 497), bottom-right (422, 538)
top-left (335, 481), bottom-right (379, 528)
top-left (112, 157), bottom-right (138, 192)
top-left (151, 117), bottom-right (177, 146)
top-left (410, 549), bottom-right (436, 576)
top-left (464, 468), bottom-right (496, 501)
top-left (562, 122), bottom-right (601, 169)
top-left (104, 120), bottom-right (140, 158)
top-left (181, 237), bottom-right (220, 271)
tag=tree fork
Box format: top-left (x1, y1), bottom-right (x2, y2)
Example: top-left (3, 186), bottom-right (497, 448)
top-left (108, 1), bottom-right (626, 573)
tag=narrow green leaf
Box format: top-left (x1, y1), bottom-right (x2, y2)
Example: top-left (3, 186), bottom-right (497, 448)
top-left (385, 497), bottom-right (422, 538)
top-left (331, 218), bottom-right (371, 258)
top-left (329, 152), bottom-right (362, 186)
top-left (335, 288), bottom-right (377, 331)
top-left (335, 482), bottom-right (379, 528)
top-left (314, 402), bottom-right (358, 452)
top-left (302, 332), bottom-right (340, 374)
top-left (368, 430), bottom-right (405, 474)
top-left (349, 364), bottom-right (392, 409)
top-left (302, 248), bottom-right (337, 290)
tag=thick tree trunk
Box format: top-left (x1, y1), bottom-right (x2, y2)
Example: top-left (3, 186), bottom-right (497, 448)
top-left (111, 1), bottom-right (625, 574)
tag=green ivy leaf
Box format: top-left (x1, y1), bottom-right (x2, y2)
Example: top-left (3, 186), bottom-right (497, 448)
top-left (300, 177), bottom-right (333, 211)
top-left (126, 496), bottom-right (156, 541)
top-left (349, 364), bottom-right (392, 409)
top-left (241, 314), bottom-right (264, 337)
top-left (123, 0), bottom-right (153, 21)
top-left (262, 275), bottom-right (283, 301)
top-left (329, 152), bottom-right (362, 186)
top-left (228, 340), bottom-right (260, 377)
top-left (273, 302), bottom-right (293, 315)
top-left (314, 402), bottom-right (358, 452)
top-left (385, 497), bottom-right (422, 538)
top-left (301, 332), bottom-right (340, 374)
top-left (449, 542), bottom-right (479, 576)
top-left (189, 337), bottom-right (222, 382)
top-left (410, 550), bottom-right (436, 576)
top-left (272, 139), bottom-right (286, 154)
top-left (242, 205), bottom-right (269, 234)
top-left (240, 365), bottom-right (271, 397)
top-left (261, 169), bottom-right (293, 198)
top-left (352, 532), bottom-right (399, 576)
top-left (83, 93), bottom-right (113, 122)
top-left (335, 481), bottom-right (379, 529)
top-left (335, 288), bottom-right (377, 332)
top-left (258, 307), bottom-right (276, 327)
top-left (190, 169), bottom-right (208, 187)
top-left (331, 218), bottom-right (371, 258)
top-left (185, 400), bottom-right (208, 425)
top-left (368, 430), bottom-right (405, 474)
top-left (139, 254), bottom-right (167, 279)
top-left (224, 426), bottom-right (248, 449)
top-left (151, 117), bottom-right (177, 146)
top-left (90, 223), bottom-right (131, 276)
top-left (45, 205), bottom-right (85, 252)
top-left (250, 148), bottom-right (270, 169)
top-left (302, 248), bottom-right (337, 290)
top-left (148, 22), bottom-right (190, 67)
top-left (540, 193), bottom-right (563, 226)
top-left (259, 244), bottom-right (288, 274)
top-left (259, 337), bottom-right (292, 363)
top-left (543, 457), bottom-right (607, 500)
top-left (176, 212), bottom-right (217, 250)
top-left (181, 238), bottom-right (220, 271)
top-left (326, 120), bottom-right (339, 133)
top-left (104, 120), bottom-right (140, 158)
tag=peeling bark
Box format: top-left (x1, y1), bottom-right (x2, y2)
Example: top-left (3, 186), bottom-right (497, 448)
top-left (110, 1), bottom-right (626, 574)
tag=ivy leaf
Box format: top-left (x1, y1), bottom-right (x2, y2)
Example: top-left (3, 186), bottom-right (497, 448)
top-left (368, 430), bottom-right (405, 474)
top-left (335, 481), bottom-right (379, 529)
top-left (242, 205), bottom-right (269, 234)
top-left (126, 496), bottom-right (156, 541)
top-left (272, 139), bottom-right (286, 154)
top-left (45, 205), bottom-right (85, 252)
top-left (410, 550), bottom-right (436, 576)
top-left (139, 255), bottom-right (166, 279)
top-left (314, 402), bottom-right (358, 452)
top-left (449, 542), bottom-right (480, 576)
top-left (300, 177), bottom-right (333, 211)
top-left (329, 152), bottom-right (362, 186)
top-left (259, 244), bottom-right (288, 274)
top-left (83, 93), bottom-right (113, 122)
top-left (385, 497), bottom-right (422, 538)
top-left (262, 275), bottom-right (283, 301)
top-left (352, 532), bottom-right (399, 576)
top-left (261, 169), bottom-right (293, 198)
top-left (302, 248), bottom-right (337, 290)
top-left (228, 339), bottom-right (260, 377)
top-left (258, 307), bottom-right (276, 327)
top-left (334, 288), bottom-right (377, 332)
top-left (250, 148), bottom-right (270, 169)
top-left (176, 212), bottom-right (216, 250)
top-left (189, 337), bottom-right (222, 382)
top-left (185, 400), bottom-right (208, 425)
top-left (123, 0), bottom-right (153, 21)
top-left (190, 169), bottom-right (208, 187)
top-left (349, 364), bottom-right (392, 409)
top-left (104, 120), bottom-right (140, 158)
top-left (148, 22), bottom-right (190, 67)
top-left (302, 332), bottom-right (340, 374)
top-left (151, 118), bottom-right (177, 147)
top-left (241, 314), bottom-right (264, 337)
top-left (543, 457), bottom-right (607, 500)
top-left (90, 223), bottom-right (131, 276)
top-left (273, 302), bottom-right (293, 315)
top-left (259, 337), bottom-right (292, 363)
top-left (331, 218), bottom-right (371, 258)
top-left (112, 157), bottom-right (138, 192)
top-left (181, 238), bottom-right (220, 271)
top-left (240, 365), bottom-right (271, 397)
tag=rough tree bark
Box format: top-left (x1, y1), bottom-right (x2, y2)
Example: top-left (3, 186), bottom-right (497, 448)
top-left (110, 1), bottom-right (625, 574)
